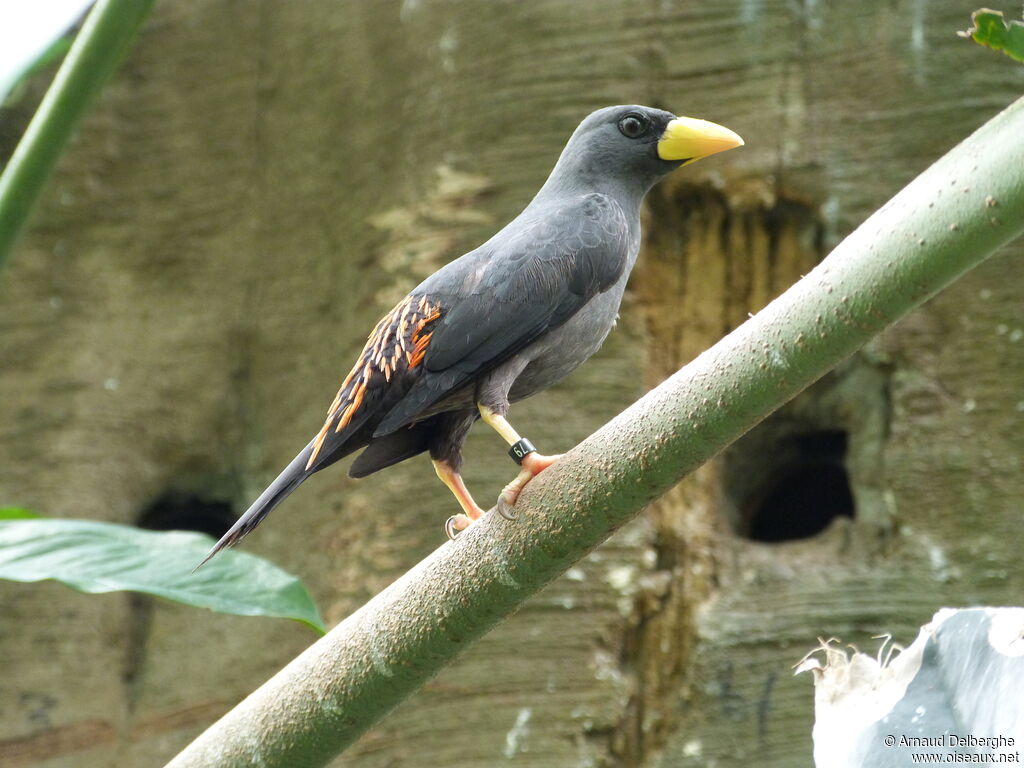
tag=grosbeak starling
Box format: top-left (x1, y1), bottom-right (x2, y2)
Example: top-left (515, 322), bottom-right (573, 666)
top-left (201, 105), bottom-right (742, 564)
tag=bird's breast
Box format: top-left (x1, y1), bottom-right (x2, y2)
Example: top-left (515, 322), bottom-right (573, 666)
top-left (507, 281), bottom-right (627, 402)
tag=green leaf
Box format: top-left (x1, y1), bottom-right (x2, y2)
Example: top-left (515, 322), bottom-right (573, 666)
top-left (0, 508), bottom-right (40, 520)
top-left (0, 519), bottom-right (325, 633)
top-left (960, 8), bottom-right (1024, 64)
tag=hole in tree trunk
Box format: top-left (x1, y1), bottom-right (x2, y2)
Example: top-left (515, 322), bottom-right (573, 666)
top-left (745, 431), bottom-right (854, 542)
top-left (136, 491), bottom-right (235, 538)
top-left (722, 425), bottom-right (856, 543)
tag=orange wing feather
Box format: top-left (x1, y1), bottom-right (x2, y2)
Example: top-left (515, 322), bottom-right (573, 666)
top-left (306, 295), bottom-right (443, 469)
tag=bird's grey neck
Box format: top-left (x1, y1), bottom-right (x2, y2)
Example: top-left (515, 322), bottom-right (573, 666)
top-left (530, 163), bottom-right (649, 216)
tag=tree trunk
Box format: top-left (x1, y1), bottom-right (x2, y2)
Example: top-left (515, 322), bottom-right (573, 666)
top-left (1, 2), bottom-right (1021, 766)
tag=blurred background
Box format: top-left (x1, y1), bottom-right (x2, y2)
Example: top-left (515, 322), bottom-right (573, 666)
top-left (1, 1), bottom-right (1023, 766)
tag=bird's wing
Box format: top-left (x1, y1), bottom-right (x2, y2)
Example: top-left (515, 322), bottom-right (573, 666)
top-left (304, 293), bottom-right (444, 470)
top-left (373, 192), bottom-right (631, 435)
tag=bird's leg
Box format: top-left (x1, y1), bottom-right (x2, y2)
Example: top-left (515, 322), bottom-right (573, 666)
top-left (478, 404), bottom-right (563, 519)
top-left (433, 459), bottom-right (486, 540)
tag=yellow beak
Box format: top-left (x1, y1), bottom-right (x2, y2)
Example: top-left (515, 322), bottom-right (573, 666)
top-left (657, 116), bottom-right (744, 165)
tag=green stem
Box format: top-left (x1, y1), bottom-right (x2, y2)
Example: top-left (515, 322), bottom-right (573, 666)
top-left (165, 97), bottom-right (1024, 768)
top-left (0, 0), bottom-right (155, 270)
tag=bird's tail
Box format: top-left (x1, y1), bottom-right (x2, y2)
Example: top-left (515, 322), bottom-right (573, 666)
top-left (195, 440), bottom-right (315, 570)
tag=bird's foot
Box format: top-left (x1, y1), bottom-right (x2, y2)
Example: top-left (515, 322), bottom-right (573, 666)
top-left (445, 514), bottom-right (473, 540)
top-left (521, 452), bottom-right (562, 475)
top-left (436, 458), bottom-right (486, 540)
top-left (444, 502), bottom-right (487, 539)
top-left (495, 452), bottom-right (563, 519)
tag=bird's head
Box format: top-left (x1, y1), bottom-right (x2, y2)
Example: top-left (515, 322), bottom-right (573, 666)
top-left (548, 105), bottom-right (743, 197)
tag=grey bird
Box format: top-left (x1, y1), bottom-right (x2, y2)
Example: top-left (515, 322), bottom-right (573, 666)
top-left (200, 105), bottom-right (742, 565)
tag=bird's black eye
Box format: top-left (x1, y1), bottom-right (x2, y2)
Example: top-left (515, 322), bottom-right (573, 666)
top-left (618, 114), bottom-right (647, 139)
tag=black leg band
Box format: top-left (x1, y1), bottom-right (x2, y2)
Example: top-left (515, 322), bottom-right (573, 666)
top-left (508, 438), bottom-right (536, 464)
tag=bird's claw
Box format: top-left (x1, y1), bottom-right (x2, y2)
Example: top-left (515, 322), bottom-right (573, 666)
top-left (491, 452), bottom-right (565, 523)
top-left (494, 470), bottom-right (529, 520)
top-left (444, 514), bottom-right (472, 540)
top-left (496, 497), bottom-right (517, 520)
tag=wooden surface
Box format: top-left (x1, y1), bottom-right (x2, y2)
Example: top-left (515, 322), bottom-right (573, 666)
top-left (0, 1), bottom-right (1022, 766)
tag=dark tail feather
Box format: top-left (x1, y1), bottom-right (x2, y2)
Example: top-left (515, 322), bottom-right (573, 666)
top-left (194, 441), bottom-right (315, 570)
top-left (348, 419), bottom-right (435, 478)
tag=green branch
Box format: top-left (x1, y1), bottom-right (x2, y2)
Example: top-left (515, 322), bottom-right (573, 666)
top-left (165, 97), bottom-right (1024, 768)
top-left (0, 0), bottom-right (154, 270)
